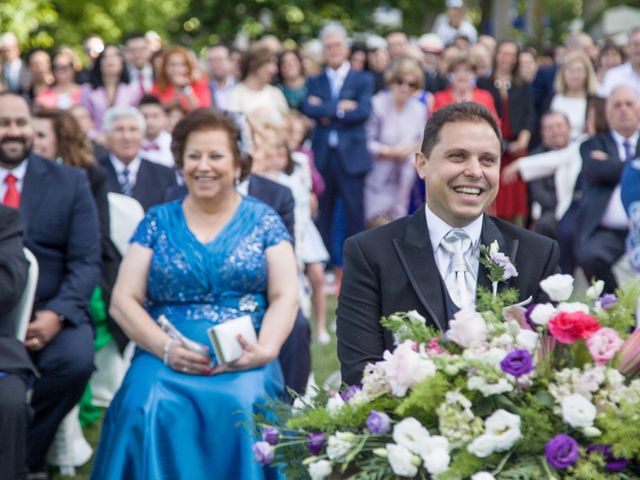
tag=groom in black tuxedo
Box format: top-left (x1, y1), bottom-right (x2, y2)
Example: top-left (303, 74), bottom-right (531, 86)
top-left (337, 102), bottom-right (560, 385)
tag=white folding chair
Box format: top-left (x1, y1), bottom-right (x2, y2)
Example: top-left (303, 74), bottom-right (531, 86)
top-left (15, 248), bottom-right (38, 341)
top-left (107, 192), bottom-right (145, 256)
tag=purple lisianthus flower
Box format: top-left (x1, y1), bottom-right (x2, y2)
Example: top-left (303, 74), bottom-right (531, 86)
top-left (491, 251), bottom-right (518, 280)
top-left (545, 434), bottom-right (580, 470)
top-left (253, 441), bottom-right (274, 465)
top-left (500, 349), bottom-right (535, 377)
top-left (306, 432), bottom-right (325, 455)
top-left (524, 304), bottom-right (538, 329)
top-left (366, 410), bottom-right (391, 434)
top-left (599, 294), bottom-right (618, 310)
top-left (587, 444), bottom-right (629, 472)
top-left (340, 385), bottom-right (361, 402)
top-left (262, 426), bottom-right (280, 446)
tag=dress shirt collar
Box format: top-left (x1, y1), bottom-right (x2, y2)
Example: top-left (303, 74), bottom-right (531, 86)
top-left (0, 158), bottom-right (28, 185)
top-left (110, 153), bottom-right (142, 178)
top-left (236, 177), bottom-right (250, 196)
top-left (325, 61), bottom-right (350, 80)
top-left (611, 129), bottom-right (639, 161)
top-left (424, 202), bottom-right (483, 255)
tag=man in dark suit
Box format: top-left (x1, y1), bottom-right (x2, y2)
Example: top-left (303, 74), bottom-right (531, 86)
top-left (98, 106), bottom-right (177, 211)
top-left (0, 92), bottom-right (101, 474)
top-left (576, 85), bottom-right (640, 293)
top-left (301, 24), bottom-right (374, 262)
top-left (337, 103), bottom-right (560, 385)
top-left (0, 205), bottom-right (36, 480)
top-left (0, 33), bottom-right (32, 94)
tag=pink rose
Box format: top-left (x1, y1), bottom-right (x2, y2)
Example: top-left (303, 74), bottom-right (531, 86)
top-left (586, 327), bottom-right (623, 365)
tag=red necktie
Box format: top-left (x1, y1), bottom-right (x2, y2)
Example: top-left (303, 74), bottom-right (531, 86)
top-left (3, 174), bottom-right (20, 208)
top-left (139, 71), bottom-right (146, 95)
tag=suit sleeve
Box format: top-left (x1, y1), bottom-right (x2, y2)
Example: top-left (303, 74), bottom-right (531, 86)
top-left (580, 138), bottom-right (624, 186)
top-left (532, 239), bottom-right (561, 303)
top-left (44, 171), bottom-right (101, 325)
top-left (0, 208), bottom-right (28, 317)
top-left (334, 73), bottom-right (374, 126)
top-left (278, 186), bottom-right (295, 241)
top-left (336, 236), bottom-right (386, 385)
top-left (300, 79), bottom-right (339, 119)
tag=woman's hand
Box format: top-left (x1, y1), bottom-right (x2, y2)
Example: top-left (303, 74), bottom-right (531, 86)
top-left (211, 334), bottom-right (276, 374)
top-left (502, 161), bottom-right (521, 184)
top-left (164, 341), bottom-right (213, 375)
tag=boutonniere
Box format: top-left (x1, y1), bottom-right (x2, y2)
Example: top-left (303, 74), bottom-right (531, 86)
top-left (479, 240), bottom-right (518, 298)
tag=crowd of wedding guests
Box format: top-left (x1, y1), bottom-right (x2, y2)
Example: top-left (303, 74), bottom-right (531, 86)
top-left (2, 0), bottom-right (640, 476)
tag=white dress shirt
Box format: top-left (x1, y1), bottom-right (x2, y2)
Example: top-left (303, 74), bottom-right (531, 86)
top-left (110, 154), bottom-right (142, 192)
top-left (128, 64), bottom-right (154, 94)
top-left (598, 62), bottom-right (640, 97)
top-left (141, 130), bottom-right (174, 168)
top-left (425, 203), bottom-right (483, 296)
top-left (0, 160), bottom-right (28, 199)
top-left (325, 61), bottom-right (351, 146)
top-left (601, 130), bottom-right (639, 229)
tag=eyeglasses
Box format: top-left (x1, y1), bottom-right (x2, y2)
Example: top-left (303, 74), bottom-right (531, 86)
top-left (394, 78), bottom-right (418, 89)
top-left (53, 64), bottom-right (73, 72)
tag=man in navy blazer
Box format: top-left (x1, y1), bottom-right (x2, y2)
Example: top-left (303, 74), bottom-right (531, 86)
top-left (0, 92), bottom-right (101, 474)
top-left (576, 85), bottom-right (640, 293)
top-left (301, 24), bottom-right (374, 261)
top-left (98, 105), bottom-right (177, 212)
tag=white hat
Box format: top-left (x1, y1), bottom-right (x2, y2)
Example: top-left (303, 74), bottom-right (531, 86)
top-left (417, 33), bottom-right (444, 53)
top-left (446, 0), bottom-right (464, 8)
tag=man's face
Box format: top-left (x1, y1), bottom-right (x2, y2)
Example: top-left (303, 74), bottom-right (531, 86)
top-left (206, 46), bottom-right (230, 80)
top-left (125, 37), bottom-right (151, 70)
top-left (106, 117), bottom-right (144, 164)
top-left (387, 32), bottom-right (409, 59)
top-left (606, 87), bottom-right (640, 138)
top-left (629, 31), bottom-right (640, 71)
top-left (540, 113), bottom-right (571, 150)
top-left (139, 104), bottom-right (167, 139)
top-left (417, 121), bottom-right (501, 227)
top-left (0, 95), bottom-right (33, 168)
top-left (323, 33), bottom-right (348, 70)
top-left (0, 37), bottom-right (20, 63)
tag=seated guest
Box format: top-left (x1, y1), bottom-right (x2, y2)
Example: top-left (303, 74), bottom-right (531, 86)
top-left (138, 94), bottom-right (174, 168)
top-left (91, 108), bottom-right (299, 479)
top-left (0, 205), bottom-right (35, 480)
top-left (576, 85), bottom-right (640, 293)
top-left (0, 92), bottom-right (101, 475)
top-left (98, 106), bottom-right (177, 211)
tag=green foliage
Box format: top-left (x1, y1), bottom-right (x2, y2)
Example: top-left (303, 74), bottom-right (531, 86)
top-left (514, 395), bottom-right (564, 455)
top-left (597, 401), bottom-right (640, 461)
top-left (477, 286), bottom-right (520, 319)
top-left (439, 450), bottom-right (500, 480)
top-left (394, 372), bottom-right (457, 427)
top-left (0, 0), bottom-right (58, 49)
top-left (496, 455), bottom-right (549, 479)
top-left (380, 311), bottom-right (441, 345)
top-left (597, 282), bottom-right (640, 336)
top-left (566, 453), bottom-right (612, 480)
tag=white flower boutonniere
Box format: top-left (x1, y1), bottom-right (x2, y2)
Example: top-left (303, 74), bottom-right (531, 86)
top-left (479, 240), bottom-right (518, 298)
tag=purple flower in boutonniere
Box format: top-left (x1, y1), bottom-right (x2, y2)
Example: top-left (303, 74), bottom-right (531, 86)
top-left (480, 241), bottom-right (518, 297)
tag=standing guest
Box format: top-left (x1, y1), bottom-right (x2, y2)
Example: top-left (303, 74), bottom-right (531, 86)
top-left (0, 204), bottom-right (35, 480)
top-left (469, 43), bottom-right (493, 78)
top-left (152, 46), bottom-right (212, 112)
top-left (477, 40), bottom-right (534, 225)
top-left (205, 43), bottom-right (236, 111)
top-left (365, 58), bottom-right (427, 226)
top-left (301, 23), bottom-right (374, 266)
top-left (35, 48), bottom-right (83, 109)
top-left (98, 106), bottom-right (177, 211)
top-left (124, 32), bottom-right (154, 96)
top-left (518, 47), bottom-right (538, 83)
top-left (0, 92), bottom-right (100, 476)
top-left (417, 33), bottom-right (448, 93)
top-left (229, 45), bottom-right (288, 123)
top-left (385, 31), bottom-right (410, 60)
top-left (432, 0), bottom-right (478, 46)
top-left (349, 45), bottom-right (368, 72)
top-left (576, 86), bottom-right (640, 293)
top-left (367, 45), bottom-right (391, 93)
top-left (91, 109), bottom-right (298, 479)
top-left (145, 31), bottom-right (163, 56)
top-left (596, 41), bottom-right (623, 83)
top-left (599, 27), bottom-right (640, 96)
top-left (25, 49), bottom-right (54, 103)
top-left (277, 49), bottom-right (307, 109)
top-left (0, 33), bottom-right (31, 94)
top-left (139, 94), bottom-right (174, 168)
top-left (80, 45), bottom-right (142, 136)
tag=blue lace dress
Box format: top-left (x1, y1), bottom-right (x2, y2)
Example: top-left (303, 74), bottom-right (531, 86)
top-left (91, 197), bottom-right (291, 480)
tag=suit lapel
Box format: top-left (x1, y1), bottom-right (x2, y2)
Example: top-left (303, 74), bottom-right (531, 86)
top-left (392, 205), bottom-right (448, 332)
top-left (98, 155), bottom-right (121, 193)
top-left (21, 155), bottom-right (49, 224)
top-left (477, 215), bottom-right (518, 294)
top-left (319, 71), bottom-right (332, 100)
top-left (605, 133), bottom-right (622, 163)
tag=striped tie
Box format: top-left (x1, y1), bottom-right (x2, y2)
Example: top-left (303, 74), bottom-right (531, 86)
top-left (440, 229), bottom-right (473, 308)
top-left (120, 167), bottom-right (133, 196)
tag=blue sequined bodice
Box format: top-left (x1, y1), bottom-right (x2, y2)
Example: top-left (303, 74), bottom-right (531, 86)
top-left (130, 197), bottom-right (291, 345)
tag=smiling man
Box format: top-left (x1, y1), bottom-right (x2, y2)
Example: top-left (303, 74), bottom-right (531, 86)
top-left (337, 102), bottom-right (560, 385)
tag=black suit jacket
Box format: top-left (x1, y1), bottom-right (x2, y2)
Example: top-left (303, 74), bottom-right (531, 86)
top-left (576, 132), bottom-right (638, 245)
top-left (99, 154), bottom-right (177, 212)
top-left (0, 206), bottom-right (35, 374)
top-left (337, 205), bottom-right (560, 385)
top-left (476, 78), bottom-right (535, 138)
top-left (20, 154), bottom-right (101, 326)
top-left (163, 174), bottom-right (295, 239)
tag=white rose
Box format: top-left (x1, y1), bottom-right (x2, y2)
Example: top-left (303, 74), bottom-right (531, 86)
top-left (484, 409), bottom-right (522, 451)
top-left (561, 393), bottom-right (597, 428)
top-left (516, 329), bottom-right (539, 351)
top-left (326, 432), bottom-right (356, 461)
top-left (308, 459), bottom-right (332, 480)
top-left (446, 308), bottom-right (488, 348)
top-left (422, 447), bottom-right (450, 475)
top-left (386, 443), bottom-right (419, 478)
top-left (557, 302), bottom-right (590, 314)
top-left (326, 393), bottom-right (346, 418)
top-left (586, 280), bottom-right (605, 299)
top-left (472, 472), bottom-right (497, 480)
top-left (467, 434), bottom-right (497, 457)
top-left (406, 310), bottom-right (427, 325)
top-left (529, 303), bottom-right (557, 326)
top-left (467, 376), bottom-right (513, 397)
top-left (393, 417), bottom-right (431, 455)
top-left (539, 274), bottom-right (574, 302)
top-left (383, 341), bottom-right (436, 397)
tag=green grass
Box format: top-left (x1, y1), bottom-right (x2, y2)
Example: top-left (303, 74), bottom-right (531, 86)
top-left (53, 294), bottom-right (340, 479)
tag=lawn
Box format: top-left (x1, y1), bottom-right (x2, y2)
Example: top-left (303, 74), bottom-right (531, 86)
top-left (53, 294), bottom-right (340, 480)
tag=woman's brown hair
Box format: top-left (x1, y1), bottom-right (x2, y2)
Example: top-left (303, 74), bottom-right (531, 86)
top-left (33, 108), bottom-right (95, 168)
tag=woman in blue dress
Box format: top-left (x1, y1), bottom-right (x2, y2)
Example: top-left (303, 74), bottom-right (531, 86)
top-left (91, 109), bottom-right (299, 479)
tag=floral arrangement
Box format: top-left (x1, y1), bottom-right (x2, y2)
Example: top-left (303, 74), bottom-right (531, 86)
top-left (252, 256), bottom-right (640, 479)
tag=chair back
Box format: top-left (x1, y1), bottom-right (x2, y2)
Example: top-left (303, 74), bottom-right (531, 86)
top-left (16, 247), bottom-right (39, 341)
top-left (107, 193), bottom-right (145, 256)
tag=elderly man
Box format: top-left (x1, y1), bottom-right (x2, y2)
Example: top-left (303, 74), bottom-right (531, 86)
top-left (577, 85), bottom-right (640, 293)
top-left (0, 91), bottom-right (100, 475)
top-left (98, 106), bottom-right (176, 211)
top-left (337, 102), bottom-right (559, 385)
top-left (0, 32), bottom-right (32, 93)
top-left (599, 27), bottom-right (640, 97)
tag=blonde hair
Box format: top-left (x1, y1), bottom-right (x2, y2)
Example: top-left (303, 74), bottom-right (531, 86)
top-left (384, 57), bottom-right (425, 90)
top-left (554, 51), bottom-right (598, 96)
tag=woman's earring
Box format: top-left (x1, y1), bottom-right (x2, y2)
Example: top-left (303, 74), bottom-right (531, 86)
top-left (234, 171), bottom-right (241, 186)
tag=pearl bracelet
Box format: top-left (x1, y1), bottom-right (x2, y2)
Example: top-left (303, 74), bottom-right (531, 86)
top-left (163, 339), bottom-right (176, 365)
